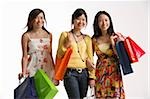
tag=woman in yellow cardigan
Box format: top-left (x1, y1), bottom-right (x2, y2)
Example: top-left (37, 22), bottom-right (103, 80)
top-left (55, 8), bottom-right (95, 99)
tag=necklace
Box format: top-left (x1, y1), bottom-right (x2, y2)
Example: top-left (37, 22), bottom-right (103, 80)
top-left (72, 30), bottom-right (88, 62)
top-left (71, 29), bottom-right (82, 37)
top-left (72, 34), bottom-right (84, 62)
top-left (74, 33), bottom-right (82, 37)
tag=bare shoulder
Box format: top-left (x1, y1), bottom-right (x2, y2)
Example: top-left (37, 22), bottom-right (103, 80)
top-left (49, 32), bottom-right (52, 37)
top-left (21, 32), bottom-right (29, 41)
top-left (48, 32), bottom-right (52, 40)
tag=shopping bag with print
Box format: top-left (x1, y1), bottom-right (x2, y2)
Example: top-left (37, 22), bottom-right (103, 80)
top-left (34, 69), bottom-right (58, 99)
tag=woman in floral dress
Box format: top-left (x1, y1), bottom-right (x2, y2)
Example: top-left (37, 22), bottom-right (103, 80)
top-left (92, 11), bottom-right (125, 99)
top-left (20, 8), bottom-right (54, 80)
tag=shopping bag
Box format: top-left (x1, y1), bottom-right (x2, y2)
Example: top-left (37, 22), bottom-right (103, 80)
top-left (116, 41), bottom-right (133, 75)
top-left (34, 69), bottom-right (58, 99)
top-left (124, 36), bottom-right (145, 63)
top-left (14, 77), bottom-right (38, 99)
top-left (55, 47), bottom-right (72, 80)
top-left (84, 86), bottom-right (95, 99)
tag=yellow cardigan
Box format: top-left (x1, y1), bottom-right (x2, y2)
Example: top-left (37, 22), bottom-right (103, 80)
top-left (56, 31), bottom-right (96, 79)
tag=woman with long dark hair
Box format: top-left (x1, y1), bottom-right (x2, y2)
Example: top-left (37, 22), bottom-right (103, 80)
top-left (20, 8), bottom-right (54, 80)
top-left (92, 11), bottom-right (125, 99)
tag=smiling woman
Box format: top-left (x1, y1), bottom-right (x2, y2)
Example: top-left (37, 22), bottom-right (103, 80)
top-left (54, 8), bottom-right (96, 99)
top-left (20, 8), bottom-right (55, 81)
top-left (92, 11), bottom-right (125, 99)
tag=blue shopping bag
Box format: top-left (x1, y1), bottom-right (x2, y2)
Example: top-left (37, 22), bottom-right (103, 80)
top-left (14, 77), bottom-right (38, 99)
top-left (115, 41), bottom-right (133, 75)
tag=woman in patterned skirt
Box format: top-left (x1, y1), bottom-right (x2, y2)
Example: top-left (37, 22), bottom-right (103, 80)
top-left (92, 11), bottom-right (125, 99)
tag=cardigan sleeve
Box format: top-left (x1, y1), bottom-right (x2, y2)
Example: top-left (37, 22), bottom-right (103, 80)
top-left (56, 32), bottom-right (68, 58)
top-left (85, 35), bottom-right (96, 79)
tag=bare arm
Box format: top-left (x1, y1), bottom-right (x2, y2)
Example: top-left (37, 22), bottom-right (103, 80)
top-left (21, 33), bottom-right (29, 76)
top-left (49, 33), bottom-right (55, 67)
top-left (110, 35), bottom-right (118, 55)
top-left (110, 32), bottom-right (126, 56)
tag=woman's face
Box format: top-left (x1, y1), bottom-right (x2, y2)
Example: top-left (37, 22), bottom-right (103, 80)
top-left (73, 14), bottom-right (86, 30)
top-left (32, 12), bottom-right (45, 29)
top-left (98, 14), bottom-right (110, 32)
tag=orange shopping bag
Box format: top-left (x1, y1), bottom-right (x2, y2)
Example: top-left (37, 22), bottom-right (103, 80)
top-left (55, 48), bottom-right (72, 80)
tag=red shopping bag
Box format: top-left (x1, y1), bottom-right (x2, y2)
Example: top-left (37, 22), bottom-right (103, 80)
top-left (124, 36), bottom-right (145, 63)
top-left (55, 48), bottom-right (72, 80)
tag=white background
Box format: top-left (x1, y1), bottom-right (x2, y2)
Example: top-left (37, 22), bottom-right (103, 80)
top-left (0, 0), bottom-right (149, 99)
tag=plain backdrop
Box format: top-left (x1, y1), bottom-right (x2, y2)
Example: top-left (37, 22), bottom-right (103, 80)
top-left (0, 0), bottom-right (149, 99)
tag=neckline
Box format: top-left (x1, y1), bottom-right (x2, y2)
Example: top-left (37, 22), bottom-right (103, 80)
top-left (30, 37), bottom-right (49, 40)
top-left (28, 38), bottom-right (49, 44)
top-left (71, 29), bottom-right (83, 37)
top-left (74, 33), bottom-right (82, 37)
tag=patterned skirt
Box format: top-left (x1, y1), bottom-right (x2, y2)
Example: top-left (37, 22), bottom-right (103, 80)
top-left (95, 57), bottom-right (125, 99)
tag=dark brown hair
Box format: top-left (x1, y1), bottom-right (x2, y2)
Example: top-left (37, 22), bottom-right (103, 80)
top-left (71, 8), bottom-right (88, 25)
top-left (25, 8), bottom-right (48, 33)
top-left (92, 11), bottom-right (114, 38)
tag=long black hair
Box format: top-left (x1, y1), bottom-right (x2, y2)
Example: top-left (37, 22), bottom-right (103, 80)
top-left (25, 8), bottom-right (49, 33)
top-left (92, 11), bottom-right (114, 38)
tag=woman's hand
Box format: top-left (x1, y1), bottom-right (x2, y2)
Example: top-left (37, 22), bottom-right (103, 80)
top-left (115, 32), bottom-right (126, 41)
top-left (110, 34), bottom-right (118, 46)
top-left (86, 58), bottom-right (95, 71)
top-left (110, 32), bottom-right (126, 46)
top-left (18, 71), bottom-right (29, 80)
top-left (110, 32), bottom-right (126, 55)
top-left (53, 79), bottom-right (60, 86)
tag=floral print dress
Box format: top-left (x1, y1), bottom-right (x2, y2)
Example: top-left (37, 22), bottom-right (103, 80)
top-left (27, 34), bottom-right (54, 80)
top-left (93, 40), bottom-right (125, 99)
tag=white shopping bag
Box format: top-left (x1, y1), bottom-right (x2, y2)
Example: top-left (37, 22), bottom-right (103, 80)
top-left (84, 86), bottom-right (95, 99)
